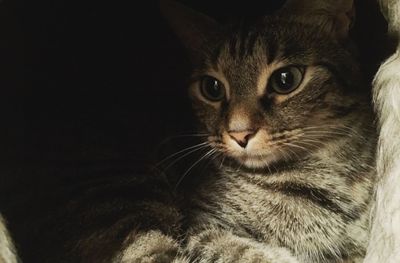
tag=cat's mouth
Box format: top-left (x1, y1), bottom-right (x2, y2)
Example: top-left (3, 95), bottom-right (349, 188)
top-left (211, 130), bottom-right (298, 169)
top-left (207, 128), bottom-right (323, 169)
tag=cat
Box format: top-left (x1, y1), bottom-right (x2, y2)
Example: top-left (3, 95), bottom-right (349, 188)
top-left (1, 0), bottom-right (388, 262)
top-left (114, 0), bottom-right (378, 262)
top-left (0, 215), bottom-right (18, 263)
top-left (364, 0), bottom-right (400, 262)
top-left (145, 0), bottom-right (377, 262)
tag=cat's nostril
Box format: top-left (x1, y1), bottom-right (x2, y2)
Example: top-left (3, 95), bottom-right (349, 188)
top-left (229, 130), bottom-right (256, 148)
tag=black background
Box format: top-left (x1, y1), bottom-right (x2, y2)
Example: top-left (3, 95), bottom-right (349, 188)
top-left (0, 0), bottom-right (389, 259)
top-left (0, 0), bottom-right (388, 167)
top-left (0, 0), bottom-right (293, 198)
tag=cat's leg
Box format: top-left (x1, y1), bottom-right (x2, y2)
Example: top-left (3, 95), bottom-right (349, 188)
top-left (0, 215), bottom-right (18, 263)
top-left (182, 228), bottom-right (299, 263)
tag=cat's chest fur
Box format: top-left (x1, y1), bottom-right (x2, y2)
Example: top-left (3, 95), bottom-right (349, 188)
top-left (189, 144), bottom-right (374, 262)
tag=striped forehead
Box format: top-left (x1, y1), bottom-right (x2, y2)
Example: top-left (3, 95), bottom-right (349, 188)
top-left (205, 30), bottom-right (282, 98)
top-left (212, 28), bottom-right (278, 67)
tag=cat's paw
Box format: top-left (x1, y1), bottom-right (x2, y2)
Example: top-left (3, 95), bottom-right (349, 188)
top-left (213, 244), bottom-right (298, 263)
top-left (238, 246), bottom-right (297, 263)
top-left (185, 229), bottom-right (299, 263)
top-left (115, 230), bottom-right (180, 263)
top-left (172, 255), bottom-right (191, 263)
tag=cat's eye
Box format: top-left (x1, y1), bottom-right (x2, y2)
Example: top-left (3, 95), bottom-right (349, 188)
top-left (269, 66), bottom-right (304, 94)
top-left (200, 76), bottom-right (225, 102)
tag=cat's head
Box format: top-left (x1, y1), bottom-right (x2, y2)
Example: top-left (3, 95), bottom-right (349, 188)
top-left (162, 0), bottom-right (366, 169)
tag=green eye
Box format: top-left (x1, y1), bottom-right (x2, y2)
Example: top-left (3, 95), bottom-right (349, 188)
top-left (269, 66), bottom-right (304, 94)
top-left (200, 76), bottom-right (225, 102)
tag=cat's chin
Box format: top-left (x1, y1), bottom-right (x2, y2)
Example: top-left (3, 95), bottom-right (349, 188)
top-left (232, 152), bottom-right (283, 169)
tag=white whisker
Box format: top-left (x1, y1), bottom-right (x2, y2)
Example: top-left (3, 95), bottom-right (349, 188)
top-left (219, 155), bottom-right (227, 169)
top-left (174, 149), bottom-right (217, 190)
top-left (281, 142), bottom-right (305, 159)
top-left (299, 138), bottom-right (329, 148)
top-left (157, 142), bottom-right (209, 166)
top-left (163, 145), bottom-right (211, 170)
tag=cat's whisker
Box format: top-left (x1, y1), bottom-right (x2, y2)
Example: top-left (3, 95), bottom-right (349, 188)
top-left (284, 151), bottom-right (294, 163)
top-left (235, 158), bottom-right (244, 173)
top-left (163, 144), bottom-right (211, 171)
top-left (281, 143), bottom-right (305, 159)
top-left (295, 139), bottom-right (329, 151)
top-left (302, 125), bottom-right (353, 133)
top-left (299, 135), bottom-right (350, 147)
top-left (302, 124), bottom-right (355, 130)
top-left (301, 130), bottom-right (349, 137)
top-left (269, 149), bottom-right (281, 173)
top-left (219, 155), bottom-right (227, 169)
top-left (301, 129), bottom-right (349, 136)
top-left (278, 138), bottom-right (322, 155)
top-left (336, 126), bottom-right (369, 141)
top-left (201, 151), bottom-right (222, 174)
top-left (302, 135), bottom-right (341, 146)
top-left (174, 149), bottom-right (217, 190)
top-left (276, 147), bottom-right (291, 165)
top-left (302, 125), bottom-right (366, 139)
top-left (156, 142), bottom-right (209, 166)
top-left (211, 152), bottom-right (223, 166)
top-left (156, 134), bottom-right (210, 151)
top-left (259, 153), bottom-right (273, 174)
top-left (161, 133), bottom-right (210, 140)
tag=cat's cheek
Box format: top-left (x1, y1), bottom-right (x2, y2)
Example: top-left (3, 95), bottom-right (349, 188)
top-left (189, 98), bottom-right (223, 133)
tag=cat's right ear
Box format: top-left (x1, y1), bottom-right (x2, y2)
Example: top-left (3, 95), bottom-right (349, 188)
top-left (160, 0), bottom-right (221, 62)
top-left (279, 0), bottom-right (355, 40)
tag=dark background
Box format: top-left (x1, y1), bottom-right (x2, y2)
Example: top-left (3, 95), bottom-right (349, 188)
top-left (0, 0), bottom-right (389, 168)
top-left (0, 0), bottom-right (389, 260)
top-left (0, 0), bottom-right (293, 165)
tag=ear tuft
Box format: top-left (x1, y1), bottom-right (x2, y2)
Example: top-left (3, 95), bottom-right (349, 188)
top-left (280, 0), bottom-right (355, 39)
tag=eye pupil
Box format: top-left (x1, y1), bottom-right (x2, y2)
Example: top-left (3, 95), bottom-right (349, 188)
top-left (269, 66), bottom-right (304, 95)
top-left (200, 76), bottom-right (225, 101)
top-left (279, 72), bottom-right (294, 89)
top-left (207, 79), bottom-right (220, 96)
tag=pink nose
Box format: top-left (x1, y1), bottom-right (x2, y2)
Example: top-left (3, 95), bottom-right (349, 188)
top-left (229, 130), bottom-right (256, 148)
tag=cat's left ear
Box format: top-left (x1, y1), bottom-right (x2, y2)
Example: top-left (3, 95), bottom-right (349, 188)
top-left (160, 0), bottom-right (222, 62)
top-left (280, 0), bottom-right (355, 40)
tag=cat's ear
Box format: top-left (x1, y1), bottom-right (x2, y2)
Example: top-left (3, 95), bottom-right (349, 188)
top-left (279, 0), bottom-right (355, 40)
top-left (160, 0), bottom-right (221, 61)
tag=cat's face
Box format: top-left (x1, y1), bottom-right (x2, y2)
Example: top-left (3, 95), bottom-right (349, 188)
top-left (162, 0), bottom-right (364, 169)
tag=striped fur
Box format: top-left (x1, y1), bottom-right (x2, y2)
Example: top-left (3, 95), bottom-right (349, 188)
top-left (160, 1), bottom-right (377, 262)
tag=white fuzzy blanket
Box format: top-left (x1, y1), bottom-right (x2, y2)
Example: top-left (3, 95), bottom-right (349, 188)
top-left (0, 216), bottom-right (17, 263)
top-left (364, 0), bottom-right (400, 262)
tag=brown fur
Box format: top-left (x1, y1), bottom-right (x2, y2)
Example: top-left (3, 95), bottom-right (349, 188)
top-left (158, 0), bottom-right (376, 262)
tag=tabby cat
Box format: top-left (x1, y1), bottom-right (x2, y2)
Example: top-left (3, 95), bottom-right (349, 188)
top-left (120, 0), bottom-right (377, 262)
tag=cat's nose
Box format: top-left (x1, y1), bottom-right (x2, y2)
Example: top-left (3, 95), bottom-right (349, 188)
top-left (229, 130), bottom-right (256, 148)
